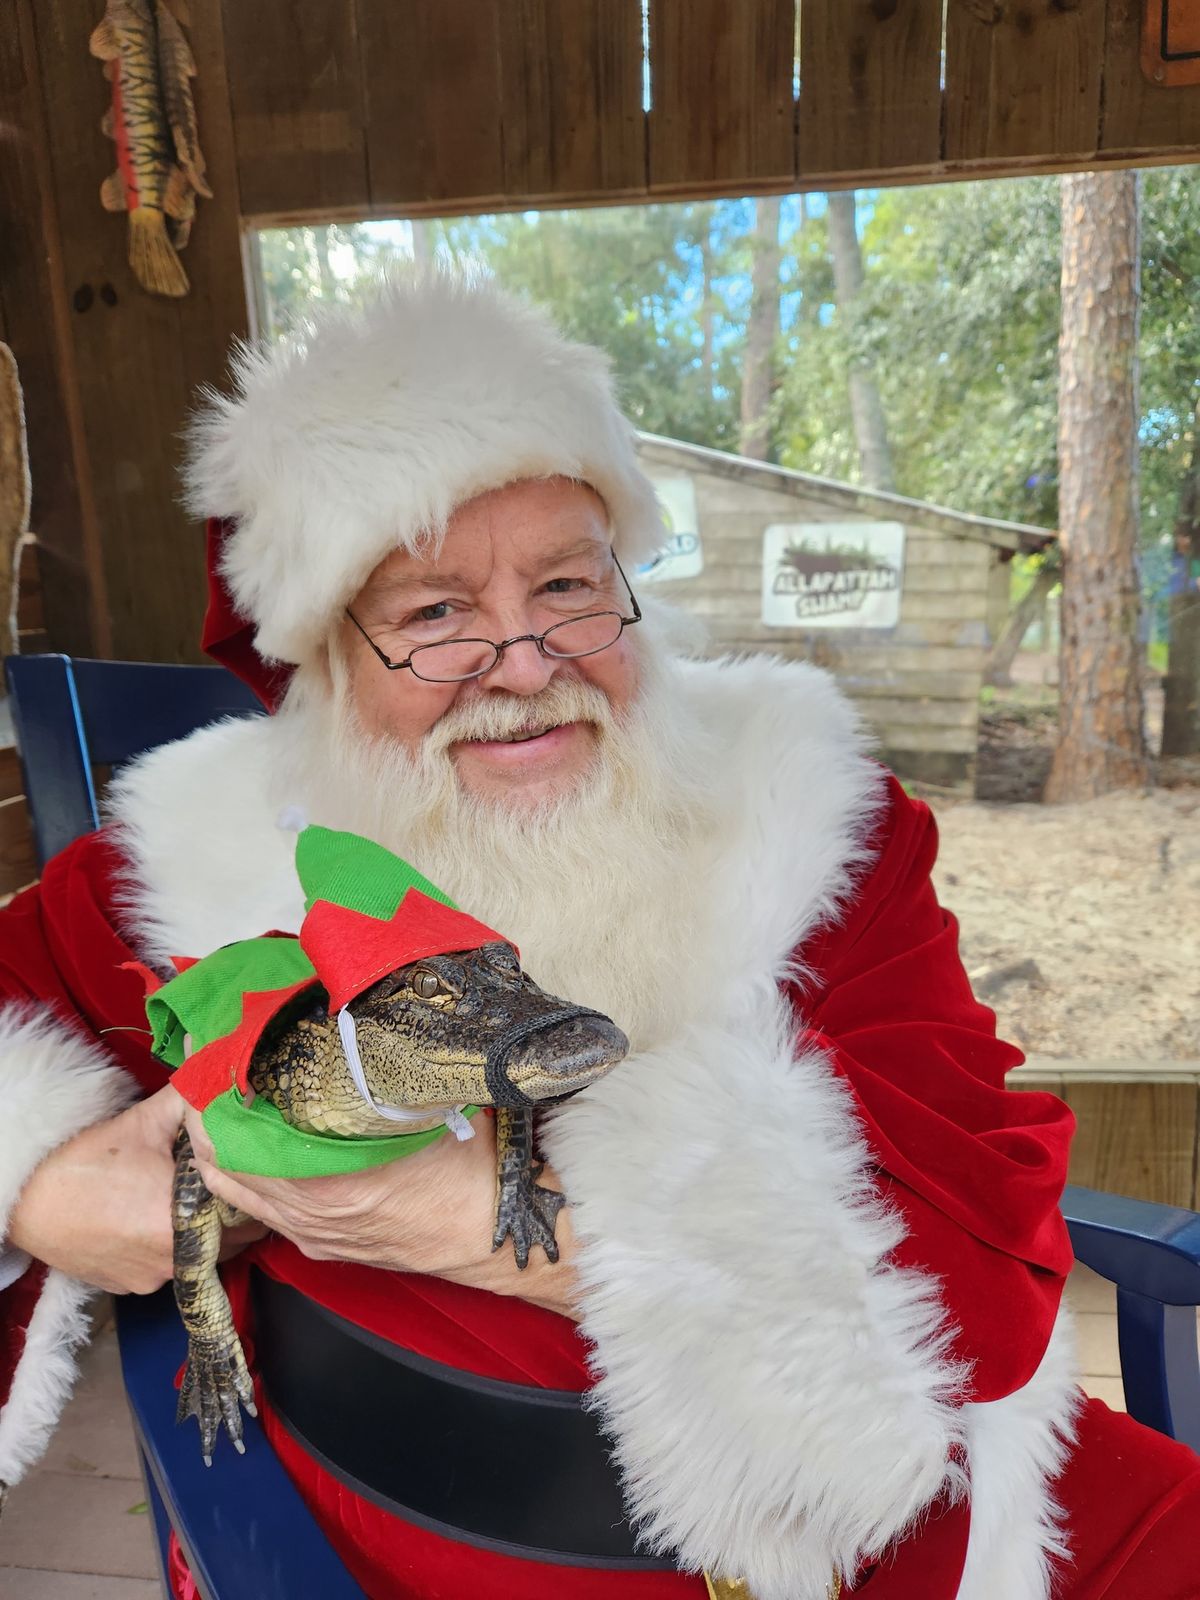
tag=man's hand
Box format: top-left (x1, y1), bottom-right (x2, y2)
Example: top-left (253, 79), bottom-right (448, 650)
top-left (185, 1109), bottom-right (581, 1320)
top-left (8, 1085), bottom-right (266, 1295)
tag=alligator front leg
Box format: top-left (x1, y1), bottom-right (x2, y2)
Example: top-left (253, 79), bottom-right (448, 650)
top-left (492, 1105), bottom-right (566, 1268)
top-left (171, 1127), bottom-right (257, 1463)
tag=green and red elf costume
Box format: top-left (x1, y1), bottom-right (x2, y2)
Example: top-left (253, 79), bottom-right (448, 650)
top-left (142, 824), bottom-right (505, 1178)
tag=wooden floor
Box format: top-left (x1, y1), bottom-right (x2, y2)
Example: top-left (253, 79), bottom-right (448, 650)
top-left (0, 1265), bottom-right (1173, 1598)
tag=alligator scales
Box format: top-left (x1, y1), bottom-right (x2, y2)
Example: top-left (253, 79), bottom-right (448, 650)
top-left (171, 941), bottom-right (627, 1461)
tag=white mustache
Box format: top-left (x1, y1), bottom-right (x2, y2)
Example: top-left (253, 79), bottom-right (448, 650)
top-left (425, 679), bottom-right (616, 750)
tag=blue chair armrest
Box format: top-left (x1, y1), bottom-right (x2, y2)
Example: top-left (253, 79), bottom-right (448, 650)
top-left (116, 1288), bottom-right (365, 1600)
top-left (1061, 1185), bottom-right (1200, 1453)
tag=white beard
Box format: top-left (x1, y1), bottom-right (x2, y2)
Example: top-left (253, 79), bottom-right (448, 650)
top-left (270, 637), bottom-right (725, 1050)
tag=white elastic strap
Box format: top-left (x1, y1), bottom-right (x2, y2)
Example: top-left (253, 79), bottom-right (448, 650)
top-left (336, 1006), bottom-right (472, 1138)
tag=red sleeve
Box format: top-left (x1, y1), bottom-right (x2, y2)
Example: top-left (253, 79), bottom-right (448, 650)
top-left (0, 828), bottom-right (167, 1097)
top-left (789, 774), bottom-right (1075, 1404)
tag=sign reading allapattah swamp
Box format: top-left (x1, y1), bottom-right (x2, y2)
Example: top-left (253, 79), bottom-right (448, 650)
top-left (762, 522), bottom-right (905, 629)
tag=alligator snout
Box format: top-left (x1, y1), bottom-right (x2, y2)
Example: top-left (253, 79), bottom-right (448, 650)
top-left (501, 1011), bottom-right (628, 1101)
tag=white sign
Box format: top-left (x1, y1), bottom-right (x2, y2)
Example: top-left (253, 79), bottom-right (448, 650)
top-left (762, 521), bottom-right (905, 629)
top-left (639, 473), bottom-right (704, 582)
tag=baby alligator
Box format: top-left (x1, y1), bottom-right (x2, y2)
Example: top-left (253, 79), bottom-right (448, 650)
top-left (172, 939), bottom-right (628, 1461)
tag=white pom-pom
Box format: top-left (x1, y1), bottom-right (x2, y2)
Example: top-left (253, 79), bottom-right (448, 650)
top-left (276, 804), bottom-right (309, 834)
top-left (443, 1107), bottom-right (476, 1142)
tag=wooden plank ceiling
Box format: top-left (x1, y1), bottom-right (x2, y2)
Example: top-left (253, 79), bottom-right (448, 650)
top-left (216, 0), bottom-right (1200, 223)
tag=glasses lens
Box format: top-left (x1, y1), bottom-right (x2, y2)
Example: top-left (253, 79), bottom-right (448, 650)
top-left (541, 612), bottom-right (624, 659)
top-left (409, 640), bottom-right (499, 682)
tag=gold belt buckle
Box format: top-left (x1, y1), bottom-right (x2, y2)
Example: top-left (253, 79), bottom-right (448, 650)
top-left (704, 1573), bottom-right (842, 1599)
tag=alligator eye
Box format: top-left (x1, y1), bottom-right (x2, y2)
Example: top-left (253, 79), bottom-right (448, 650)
top-left (413, 970), bottom-right (441, 999)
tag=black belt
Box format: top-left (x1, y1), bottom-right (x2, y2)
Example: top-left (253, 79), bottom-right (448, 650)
top-left (250, 1269), bottom-right (676, 1570)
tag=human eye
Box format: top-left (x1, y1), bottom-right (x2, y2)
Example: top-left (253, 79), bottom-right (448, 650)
top-left (396, 599), bottom-right (464, 637)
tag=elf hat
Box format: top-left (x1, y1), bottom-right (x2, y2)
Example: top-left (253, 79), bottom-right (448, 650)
top-left (150, 823), bottom-right (513, 1178)
top-left (184, 270), bottom-right (665, 677)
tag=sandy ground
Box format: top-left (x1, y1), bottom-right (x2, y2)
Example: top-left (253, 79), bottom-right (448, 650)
top-left (930, 784), bottom-right (1200, 1062)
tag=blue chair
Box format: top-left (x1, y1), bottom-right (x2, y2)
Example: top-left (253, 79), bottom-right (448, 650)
top-left (5, 653), bottom-right (363, 1599)
top-left (4, 651), bottom-right (1198, 1594)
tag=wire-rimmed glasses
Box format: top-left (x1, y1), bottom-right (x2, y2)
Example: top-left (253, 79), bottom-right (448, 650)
top-left (345, 553), bottom-right (642, 684)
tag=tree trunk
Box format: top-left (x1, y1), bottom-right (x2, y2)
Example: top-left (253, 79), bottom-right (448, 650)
top-left (1161, 396), bottom-right (1200, 756)
top-left (1045, 172), bottom-right (1149, 802)
top-left (827, 191), bottom-right (895, 492)
top-left (985, 560), bottom-right (1059, 688)
top-left (312, 226), bottom-right (337, 300)
top-left (700, 212), bottom-right (715, 398)
top-left (739, 196), bottom-right (781, 461)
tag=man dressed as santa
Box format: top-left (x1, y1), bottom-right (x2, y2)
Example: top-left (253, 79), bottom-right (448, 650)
top-left (0, 275), bottom-right (1196, 1599)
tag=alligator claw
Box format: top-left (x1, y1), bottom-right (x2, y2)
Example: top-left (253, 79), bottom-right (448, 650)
top-left (493, 1170), bottom-right (566, 1268)
top-left (176, 1335), bottom-right (257, 1463)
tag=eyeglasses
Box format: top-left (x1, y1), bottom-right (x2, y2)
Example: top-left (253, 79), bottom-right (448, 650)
top-left (345, 553), bottom-right (643, 683)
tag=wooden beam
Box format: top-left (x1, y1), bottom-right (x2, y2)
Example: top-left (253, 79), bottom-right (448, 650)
top-left (500, 0), bottom-right (646, 200)
top-left (358, 0), bottom-right (504, 210)
top-left (649, 0), bottom-right (795, 190)
top-left (797, 0), bottom-right (943, 179)
top-left (222, 0), bottom-right (369, 218)
top-left (944, 0), bottom-right (1107, 162)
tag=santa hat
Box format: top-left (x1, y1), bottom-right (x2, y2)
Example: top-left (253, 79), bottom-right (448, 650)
top-left (185, 272), bottom-right (664, 699)
top-left (139, 825), bottom-right (510, 1178)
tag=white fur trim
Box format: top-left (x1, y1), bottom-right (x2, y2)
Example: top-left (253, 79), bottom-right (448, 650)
top-left (0, 1268), bottom-right (95, 1486)
top-left (0, 1006), bottom-right (136, 1239)
top-left (104, 714), bottom-right (306, 967)
top-left (0, 1005), bottom-right (135, 1486)
top-left (958, 1309), bottom-right (1082, 1600)
top-left (543, 1015), bottom-right (967, 1598)
top-left (183, 273), bottom-right (667, 666)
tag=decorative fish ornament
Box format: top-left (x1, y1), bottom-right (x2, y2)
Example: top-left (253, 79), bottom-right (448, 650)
top-left (89, 0), bottom-right (211, 298)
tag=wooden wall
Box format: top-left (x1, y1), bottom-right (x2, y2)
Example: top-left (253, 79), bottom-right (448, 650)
top-left (1, 0), bottom-right (249, 666)
top-left (1012, 1065), bottom-right (1200, 1210)
top-left (220, 0), bottom-right (1200, 224)
top-left (638, 439), bottom-right (1003, 788)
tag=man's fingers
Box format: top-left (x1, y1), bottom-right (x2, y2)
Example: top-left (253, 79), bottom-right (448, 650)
top-left (182, 1106), bottom-right (217, 1163)
top-left (141, 1082), bottom-right (190, 1139)
top-left (194, 1158), bottom-right (279, 1229)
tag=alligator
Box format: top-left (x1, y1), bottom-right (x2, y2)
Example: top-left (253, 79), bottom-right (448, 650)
top-left (171, 939), bottom-right (628, 1462)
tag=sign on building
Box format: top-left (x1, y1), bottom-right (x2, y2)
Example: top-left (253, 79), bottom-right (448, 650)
top-left (762, 522), bottom-right (905, 629)
top-left (639, 473), bottom-right (704, 583)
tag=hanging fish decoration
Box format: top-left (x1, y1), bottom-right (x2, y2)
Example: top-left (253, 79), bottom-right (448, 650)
top-left (89, 0), bottom-right (212, 298)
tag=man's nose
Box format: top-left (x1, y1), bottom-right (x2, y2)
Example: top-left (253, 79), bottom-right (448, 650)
top-left (480, 633), bottom-right (560, 696)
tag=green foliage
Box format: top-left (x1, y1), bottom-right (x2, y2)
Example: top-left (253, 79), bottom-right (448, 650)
top-left (775, 181), bottom-right (1062, 526)
top-left (434, 205), bottom-right (745, 448)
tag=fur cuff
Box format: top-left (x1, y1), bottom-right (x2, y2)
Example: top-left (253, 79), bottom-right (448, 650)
top-left (0, 1268), bottom-right (97, 1486)
top-left (0, 1004), bottom-right (137, 1238)
top-left (543, 1004), bottom-right (968, 1599)
top-left (0, 1005), bottom-right (136, 1488)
